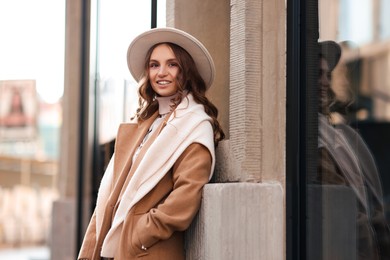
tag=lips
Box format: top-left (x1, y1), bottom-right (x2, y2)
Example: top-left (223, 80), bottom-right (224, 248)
top-left (157, 80), bottom-right (172, 85)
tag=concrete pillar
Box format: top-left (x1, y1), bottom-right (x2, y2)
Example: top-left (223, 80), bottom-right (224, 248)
top-left (319, 0), bottom-right (340, 40)
top-left (51, 1), bottom-right (92, 259)
top-left (186, 183), bottom-right (284, 260)
top-left (229, 0), bottom-right (286, 183)
top-left (307, 185), bottom-right (357, 260)
top-left (51, 199), bottom-right (76, 260)
top-left (167, 0), bottom-right (230, 138)
top-left (167, 0), bottom-right (286, 259)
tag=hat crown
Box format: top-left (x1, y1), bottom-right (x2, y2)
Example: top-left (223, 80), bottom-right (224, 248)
top-left (319, 41), bottom-right (341, 72)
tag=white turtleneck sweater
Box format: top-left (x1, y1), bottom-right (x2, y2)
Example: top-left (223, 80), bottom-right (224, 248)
top-left (132, 92), bottom-right (181, 163)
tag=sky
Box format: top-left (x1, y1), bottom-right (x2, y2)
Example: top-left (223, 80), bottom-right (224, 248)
top-left (0, 0), bottom-right (166, 104)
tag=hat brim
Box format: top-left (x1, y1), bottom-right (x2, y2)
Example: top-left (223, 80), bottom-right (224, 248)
top-left (319, 41), bottom-right (342, 72)
top-left (127, 27), bottom-right (215, 89)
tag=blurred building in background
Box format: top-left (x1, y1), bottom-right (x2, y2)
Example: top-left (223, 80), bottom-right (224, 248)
top-left (0, 0), bottom-right (64, 251)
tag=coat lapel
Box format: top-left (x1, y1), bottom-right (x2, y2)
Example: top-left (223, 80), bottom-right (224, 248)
top-left (112, 111), bottom-right (159, 184)
top-left (94, 112), bottom-right (159, 254)
top-left (116, 110), bottom-right (173, 200)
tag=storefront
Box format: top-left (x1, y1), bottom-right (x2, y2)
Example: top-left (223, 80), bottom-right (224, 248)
top-left (1, 0), bottom-right (390, 259)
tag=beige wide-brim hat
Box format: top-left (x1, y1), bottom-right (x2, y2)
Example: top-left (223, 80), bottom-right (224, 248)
top-left (127, 27), bottom-right (215, 89)
top-left (319, 41), bottom-right (341, 72)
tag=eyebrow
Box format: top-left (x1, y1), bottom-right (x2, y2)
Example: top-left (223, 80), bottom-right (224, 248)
top-left (149, 58), bottom-right (178, 63)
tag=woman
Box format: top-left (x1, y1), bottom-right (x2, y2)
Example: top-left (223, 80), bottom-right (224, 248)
top-left (78, 27), bottom-right (224, 260)
top-left (315, 41), bottom-right (390, 259)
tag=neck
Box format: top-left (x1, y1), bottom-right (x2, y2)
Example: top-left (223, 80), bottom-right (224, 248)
top-left (155, 92), bottom-right (181, 116)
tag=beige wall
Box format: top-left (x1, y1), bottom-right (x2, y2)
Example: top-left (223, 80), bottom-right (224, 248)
top-left (168, 0), bottom-right (286, 184)
top-left (168, 0), bottom-right (286, 258)
top-left (167, 0), bottom-right (230, 138)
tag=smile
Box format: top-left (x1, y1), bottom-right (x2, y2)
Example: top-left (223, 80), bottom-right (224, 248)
top-left (157, 80), bottom-right (171, 85)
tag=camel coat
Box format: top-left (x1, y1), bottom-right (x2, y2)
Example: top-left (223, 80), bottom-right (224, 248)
top-left (78, 110), bottom-right (213, 260)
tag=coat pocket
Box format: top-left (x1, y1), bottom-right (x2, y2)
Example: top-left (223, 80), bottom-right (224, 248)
top-left (127, 212), bottom-right (149, 257)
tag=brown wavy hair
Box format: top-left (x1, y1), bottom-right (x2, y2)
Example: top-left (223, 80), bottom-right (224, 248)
top-left (134, 42), bottom-right (225, 145)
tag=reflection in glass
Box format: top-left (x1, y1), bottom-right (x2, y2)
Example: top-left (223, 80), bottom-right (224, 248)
top-left (380, 0), bottom-right (390, 40)
top-left (310, 40), bottom-right (390, 259)
top-left (314, 0), bottom-right (390, 259)
top-left (316, 1), bottom-right (390, 258)
top-left (338, 0), bottom-right (373, 45)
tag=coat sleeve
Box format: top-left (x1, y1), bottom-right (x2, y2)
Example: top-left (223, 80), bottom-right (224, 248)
top-left (77, 210), bottom-right (97, 260)
top-left (134, 142), bottom-right (212, 249)
top-left (315, 147), bottom-right (347, 185)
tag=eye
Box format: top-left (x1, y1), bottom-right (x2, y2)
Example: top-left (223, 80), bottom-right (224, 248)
top-left (168, 62), bottom-right (178, 67)
top-left (149, 62), bottom-right (159, 68)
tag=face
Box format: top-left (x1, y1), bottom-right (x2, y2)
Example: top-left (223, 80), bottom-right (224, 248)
top-left (319, 57), bottom-right (331, 106)
top-left (148, 44), bottom-right (180, 97)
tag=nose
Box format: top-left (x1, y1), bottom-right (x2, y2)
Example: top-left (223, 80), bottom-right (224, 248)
top-left (158, 65), bottom-right (168, 77)
top-left (319, 72), bottom-right (330, 87)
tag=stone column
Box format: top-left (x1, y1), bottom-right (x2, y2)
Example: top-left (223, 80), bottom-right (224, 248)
top-left (228, 0), bottom-right (286, 183)
top-left (51, 1), bottom-right (92, 259)
top-left (167, 0), bottom-right (230, 138)
top-left (167, 0), bottom-right (286, 259)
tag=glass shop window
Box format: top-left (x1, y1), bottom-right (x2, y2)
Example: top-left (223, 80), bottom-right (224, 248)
top-left (311, 0), bottom-right (390, 258)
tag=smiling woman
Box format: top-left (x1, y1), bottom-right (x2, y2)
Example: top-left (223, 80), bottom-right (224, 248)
top-left (78, 27), bottom-right (225, 260)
